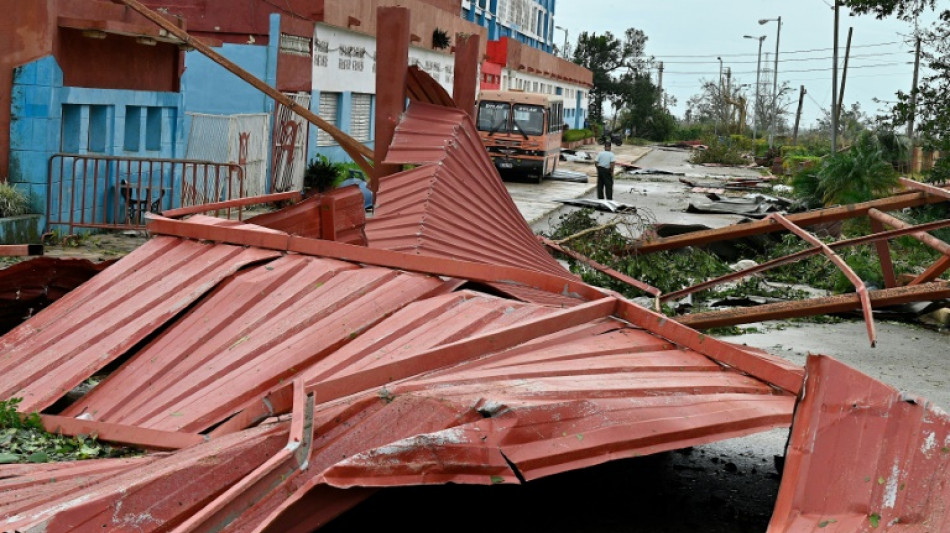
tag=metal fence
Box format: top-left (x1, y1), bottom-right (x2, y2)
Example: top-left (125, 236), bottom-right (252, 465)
top-left (186, 112), bottom-right (270, 197)
top-left (47, 153), bottom-right (245, 234)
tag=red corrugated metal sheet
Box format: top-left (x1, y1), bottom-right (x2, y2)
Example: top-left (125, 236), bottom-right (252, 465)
top-left (0, 256), bottom-right (113, 335)
top-left (3, 88), bottom-right (944, 533)
top-left (0, 236), bottom-right (281, 413)
top-left (768, 355), bottom-right (950, 532)
top-left (407, 64), bottom-right (456, 107)
top-left (66, 253), bottom-right (443, 432)
top-left (366, 101), bottom-right (569, 277)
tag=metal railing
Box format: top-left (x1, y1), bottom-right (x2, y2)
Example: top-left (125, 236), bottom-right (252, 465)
top-left (47, 154), bottom-right (245, 234)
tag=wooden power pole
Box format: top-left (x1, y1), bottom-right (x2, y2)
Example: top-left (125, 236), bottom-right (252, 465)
top-left (793, 85), bottom-right (806, 145)
top-left (907, 36), bottom-right (922, 139)
top-left (836, 27), bottom-right (853, 124)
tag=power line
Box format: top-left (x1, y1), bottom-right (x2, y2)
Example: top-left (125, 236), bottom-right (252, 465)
top-left (662, 61), bottom-right (911, 76)
top-left (652, 40), bottom-right (902, 59)
top-left (657, 51), bottom-right (908, 65)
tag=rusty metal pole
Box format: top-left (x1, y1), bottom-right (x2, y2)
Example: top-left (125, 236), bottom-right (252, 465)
top-left (453, 33), bottom-right (481, 119)
top-left (373, 7), bottom-right (411, 197)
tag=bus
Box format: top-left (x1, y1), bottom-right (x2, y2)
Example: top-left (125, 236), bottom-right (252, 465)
top-left (475, 90), bottom-right (564, 182)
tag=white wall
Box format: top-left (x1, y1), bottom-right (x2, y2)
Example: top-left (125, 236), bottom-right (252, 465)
top-left (312, 25), bottom-right (458, 95)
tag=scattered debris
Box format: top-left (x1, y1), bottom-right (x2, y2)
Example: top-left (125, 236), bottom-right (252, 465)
top-left (548, 169), bottom-right (590, 183)
top-left (560, 149), bottom-right (593, 163)
top-left (686, 194), bottom-right (788, 218)
top-left (555, 198), bottom-right (638, 213)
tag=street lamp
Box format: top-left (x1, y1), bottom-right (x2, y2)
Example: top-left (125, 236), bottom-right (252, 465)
top-left (759, 16), bottom-right (782, 149)
top-left (554, 25), bottom-right (568, 58)
top-left (744, 34), bottom-right (766, 139)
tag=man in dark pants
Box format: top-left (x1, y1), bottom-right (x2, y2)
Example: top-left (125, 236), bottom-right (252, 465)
top-left (595, 142), bottom-right (616, 200)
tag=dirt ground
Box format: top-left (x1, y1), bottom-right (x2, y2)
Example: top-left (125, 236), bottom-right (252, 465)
top-left (3, 145), bottom-right (947, 531)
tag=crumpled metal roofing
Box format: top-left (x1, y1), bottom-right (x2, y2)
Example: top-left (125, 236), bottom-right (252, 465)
top-left (3, 93), bottom-right (944, 533)
top-left (366, 101), bottom-right (569, 277)
top-left (0, 209), bottom-right (801, 531)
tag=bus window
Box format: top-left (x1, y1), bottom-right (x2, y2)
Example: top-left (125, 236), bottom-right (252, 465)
top-left (477, 101), bottom-right (510, 133)
top-left (512, 104), bottom-right (545, 136)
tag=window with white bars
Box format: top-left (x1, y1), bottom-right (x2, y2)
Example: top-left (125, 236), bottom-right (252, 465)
top-left (317, 92), bottom-right (340, 146)
top-left (350, 93), bottom-right (372, 143)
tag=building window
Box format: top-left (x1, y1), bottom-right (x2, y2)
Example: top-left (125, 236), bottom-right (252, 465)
top-left (145, 107), bottom-right (162, 151)
top-left (61, 104), bottom-right (82, 153)
top-left (317, 92), bottom-right (341, 146)
top-left (351, 93), bottom-right (372, 142)
top-left (88, 105), bottom-right (108, 153)
top-left (124, 106), bottom-right (142, 152)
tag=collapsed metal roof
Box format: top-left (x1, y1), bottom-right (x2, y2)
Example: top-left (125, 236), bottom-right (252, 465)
top-left (2, 2), bottom-right (948, 530)
top-left (0, 100), bottom-right (814, 531)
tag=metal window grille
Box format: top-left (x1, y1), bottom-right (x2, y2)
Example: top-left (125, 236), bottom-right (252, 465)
top-left (317, 92), bottom-right (340, 147)
top-left (350, 93), bottom-right (372, 143)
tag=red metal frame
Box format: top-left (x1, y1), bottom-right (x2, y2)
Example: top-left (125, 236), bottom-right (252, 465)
top-left (769, 355), bottom-right (950, 532)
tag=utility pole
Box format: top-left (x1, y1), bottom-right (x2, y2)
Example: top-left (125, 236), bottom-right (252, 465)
top-left (907, 36), bottom-right (921, 139)
top-left (759, 16), bottom-right (782, 149)
top-left (744, 34), bottom-right (766, 140)
top-left (831, 2), bottom-right (839, 153)
top-left (658, 62), bottom-right (665, 108)
top-left (793, 85), bottom-right (806, 145)
top-left (836, 26), bottom-right (853, 124)
top-left (726, 67), bottom-right (732, 132)
top-left (716, 56), bottom-right (723, 135)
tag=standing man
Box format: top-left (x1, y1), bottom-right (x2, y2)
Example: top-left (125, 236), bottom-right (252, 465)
top-left (595, 142), bottom-right (616, 200)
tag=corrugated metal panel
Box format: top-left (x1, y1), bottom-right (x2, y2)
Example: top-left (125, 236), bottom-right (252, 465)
top-left (367, 101), bottom-right (569, 277)
top-left (0, 237), bottom-right (281, 413)
top-left (768, 355), bottom-right (950, 532)
top-left (407, 64), bottom-right (456, 107)
top-left (4, 424), bottom-right (288, 532)
top-left (66, 254), bottom-right (444, 432)
top-left (7, 84), bottom-right (945, 532)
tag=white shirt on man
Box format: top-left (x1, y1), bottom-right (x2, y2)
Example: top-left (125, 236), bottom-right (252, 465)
top-left (595, 149), bottom-right (616, 169)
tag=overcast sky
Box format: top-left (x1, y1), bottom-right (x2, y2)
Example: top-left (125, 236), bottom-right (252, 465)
top-left (553, 0), bottom-right (935, 129)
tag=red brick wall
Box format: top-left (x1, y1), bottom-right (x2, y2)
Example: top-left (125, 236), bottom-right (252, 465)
top-left (55, 29), bottom-right (179, 92)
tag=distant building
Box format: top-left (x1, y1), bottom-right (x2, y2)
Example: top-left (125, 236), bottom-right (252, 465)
top-left (461, 0), bottom-right (556, 54)
top-left (483, 37), bottom-right (591, 129)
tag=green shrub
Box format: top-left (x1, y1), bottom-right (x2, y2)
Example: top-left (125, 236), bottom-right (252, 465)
top-left (729, 135), bottom-right (755, 152)
top-left (782, 155), bottom-right (822, 174)
top-left (753, 139), bottom-right (770, 157)
top-left (690, 137), bottom-right (746, 166)
top-left (303, 155), bottom-right (343, 193)
top-left (0, 182), bottom-right (30, 218)
top-left (563, 128), bottom-right (594, 143)
top-left (792, 131), bottom-right (898, 208)
top-left (780, 145), bottom-right (807, 158)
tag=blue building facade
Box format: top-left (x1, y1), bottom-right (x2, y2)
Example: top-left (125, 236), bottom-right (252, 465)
top-left (9, 55), bottom-right (185, 230)
top-left (462, 0), bottom-right (555, 54)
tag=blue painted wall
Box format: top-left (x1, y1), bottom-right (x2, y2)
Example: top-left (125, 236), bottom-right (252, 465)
top-left (180, 14), bottom-right (280, 189)
top-left (306, 89), bottom-right (375, 168)
top-left (9, 55), bottom-right (185, 230)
